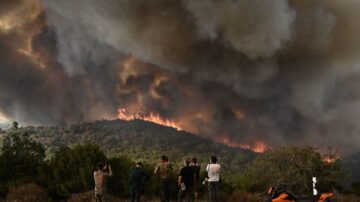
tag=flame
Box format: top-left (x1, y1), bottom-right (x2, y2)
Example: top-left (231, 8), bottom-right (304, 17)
top-left (216, 136), bottom-right (267, 153)
top-left (322, 147), bottom-right (339, 164)
top-left (118, 108), bottom-right (182, 130)
top-left (322, 156), bottom-right (337, 164)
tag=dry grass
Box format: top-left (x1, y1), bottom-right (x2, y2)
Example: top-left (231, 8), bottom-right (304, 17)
top-left (68, 191), bottom-right (138, 202)
top-left (332, 194), bottom-right (360, 202)
top-left (56, 190), bottom-right (360, 202)
top-left (6, 183), bottom-right (48, 202)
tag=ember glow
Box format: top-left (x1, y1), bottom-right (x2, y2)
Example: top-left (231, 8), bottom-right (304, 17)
top-left (118, 108), bottom-right (182, 131)
top-left (216, 136), bottom-right (267, 153)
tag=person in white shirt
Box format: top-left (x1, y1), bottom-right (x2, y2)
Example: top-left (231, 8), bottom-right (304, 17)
top-left (206, 155), bottom-right (220, 202)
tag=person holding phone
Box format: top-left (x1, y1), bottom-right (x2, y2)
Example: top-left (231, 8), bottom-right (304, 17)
top-left (94, 162), bottom-right (113, 202)
top-left (206, 156), bottom-right (220, 202)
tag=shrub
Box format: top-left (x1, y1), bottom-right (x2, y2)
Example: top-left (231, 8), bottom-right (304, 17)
top-left (332, 194), bottom-right (360, 202)
top-left (68, 191), bottom-right (123, 202)
top-left (6, 183), bottom-right (48, 202)
top-left (227, 192), bottom-right (264, 202)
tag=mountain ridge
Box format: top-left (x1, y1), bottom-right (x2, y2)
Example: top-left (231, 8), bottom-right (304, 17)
top-left (21, 119), bottom-right (256, 174)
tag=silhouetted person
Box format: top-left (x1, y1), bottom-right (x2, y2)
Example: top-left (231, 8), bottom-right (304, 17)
top-left (206, 156), bottom-right (220, 202)
top-left (154, 155), bottom-right (172, 202)
top-left (178, 159), bottom-right (195, 202)
top-left (190, 157), bottom-right (200, 200)
top-left (129, 162), bottom-right (149, 202)
top-left (94, 162), bottom-right (113, 202)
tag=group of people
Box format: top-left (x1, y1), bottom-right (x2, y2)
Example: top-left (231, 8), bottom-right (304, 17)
top-left (93, 155), bottom-right (221, 202)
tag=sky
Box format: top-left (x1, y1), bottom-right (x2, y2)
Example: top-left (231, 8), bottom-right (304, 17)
top-left (1, 0), bottom-right (360, 154)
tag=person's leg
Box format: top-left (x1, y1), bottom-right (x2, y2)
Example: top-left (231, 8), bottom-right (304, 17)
top-left (130, 192), bottom-right (135, 202)
top-left (208, 182), bottom-right (215, 202)
top-left (185, 189), bottom-right (192, 202)
top-left (95, 193), bottom-right (103, 202)
top-left (213, 182), bottom-right (219, 202)
top-left (160, 179), bottom-right (168, 202)
top-left (178, 189), bottom-right (183, 202)
top-left (164, 179), bottom-right (170, 202)
top-left (135, 192), bottom-right (141, 202)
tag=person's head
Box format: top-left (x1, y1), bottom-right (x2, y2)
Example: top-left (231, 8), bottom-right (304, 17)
top-left (184, 159), bottom-right (190, 166)
top-left (192, 157), bottom-right (197, 164)
top-left (136, 162), bottom-right (143, 168)
top-left (161, 155), bottom-right (167, 162)
top-left (97, 162), bottom-right (105, 171)
top-left (210, 155), bottom-right (217, 164)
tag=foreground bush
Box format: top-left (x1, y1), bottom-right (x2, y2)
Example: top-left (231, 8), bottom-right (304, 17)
top-left (244, 146), bottom-right (343, 194)
top-left (332, 194), bottom-right (360, 202)
top-left (68, 191), bottom-right (124, 202)
top-left (227, 192), bottom-right (264, 202)
top-left (6, 183), bottom-right (48, 202)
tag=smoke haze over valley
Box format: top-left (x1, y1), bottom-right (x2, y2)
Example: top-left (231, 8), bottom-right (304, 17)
top-left (1, 0), bottom-right (360, 154)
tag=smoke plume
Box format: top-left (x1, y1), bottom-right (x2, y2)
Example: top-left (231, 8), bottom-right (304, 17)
top-left (1, 0), bottom-right (360, 154)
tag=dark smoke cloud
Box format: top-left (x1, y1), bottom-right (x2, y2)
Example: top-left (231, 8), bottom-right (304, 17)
top-left (1, 0), bottom-right (360, 154)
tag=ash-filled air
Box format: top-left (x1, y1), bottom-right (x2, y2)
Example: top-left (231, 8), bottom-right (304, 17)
top-left (1, 0), bottom-right (360, 154)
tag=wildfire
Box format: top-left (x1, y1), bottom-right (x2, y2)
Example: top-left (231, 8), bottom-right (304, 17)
top-left (322, 147), bottom-right (339, 164)
top-left (216, 136), bottom-right (267, 153)
top-left (118, 108), bottom-right (182, 131)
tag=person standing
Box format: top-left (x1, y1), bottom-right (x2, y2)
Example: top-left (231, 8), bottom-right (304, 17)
top-left (154, 155), bottom-right (172, 202)
top-left (178, 159), bottom-right (195, 202)
top-left (94, 162), bottom-right (113, 202)
top-left (190, 157), bottom-right (200, 200)
top-left (206, 156), bottom-right (220, 202)
top-left (129, 162), bottom-right (149, 202)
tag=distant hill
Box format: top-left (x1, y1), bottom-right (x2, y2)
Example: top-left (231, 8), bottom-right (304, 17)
top-left (20, 119), bottom-right (256, 174)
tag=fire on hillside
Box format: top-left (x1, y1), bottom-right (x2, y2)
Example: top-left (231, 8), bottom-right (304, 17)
top-left (118, 108), bottom-right (267, 153)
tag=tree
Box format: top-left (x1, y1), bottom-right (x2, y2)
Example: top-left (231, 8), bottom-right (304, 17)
top-left (0, 131), bottom-right (46, 197)
top-left (47, 144), bottom-right (107, 200)
top-left (11, 121), bottom-right (19, 130)
top-left (242, 146), bottom-right (343, 194)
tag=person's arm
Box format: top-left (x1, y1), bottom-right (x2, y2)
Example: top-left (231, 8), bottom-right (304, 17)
top-left (154, 164), bottom-right (159, 175)
top-left (206, 164), bottom-right (210, 172)
top-left (178, 175), bottom-right (183, 187)
top-left (108, 164), bottom-right (113, 176)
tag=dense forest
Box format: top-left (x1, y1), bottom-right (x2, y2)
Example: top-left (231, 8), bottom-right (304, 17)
top-left (0, 120), bottom-right (359, 201)
top-left (21, 119), bottom-right (256, 174)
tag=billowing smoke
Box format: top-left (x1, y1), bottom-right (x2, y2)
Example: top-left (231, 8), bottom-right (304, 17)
top-left (1, 0), bottom-right (360, 154)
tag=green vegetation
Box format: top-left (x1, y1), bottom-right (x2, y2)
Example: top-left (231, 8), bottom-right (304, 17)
top-left (0, 120), bottom-right (359, 201)
top-left (0, 129), bottom-right (46, 197)
top-left (23, 119), bottom-right (256, 174)
top-left (236, 146), bottom-right (343, 194)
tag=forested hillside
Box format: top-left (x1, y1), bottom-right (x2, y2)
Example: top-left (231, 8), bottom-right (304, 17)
top-left (21, 119), bottom-right (256, 173)
top-left (343, 152), bottom-right (360, 181)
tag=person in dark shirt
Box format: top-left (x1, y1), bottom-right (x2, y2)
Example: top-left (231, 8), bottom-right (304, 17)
top-left (190, 157), bottom-right (200, 200)
top-left (178, 159), bottom-right (194, 202)
top-left (129, 162), bottom-right (149, 202)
